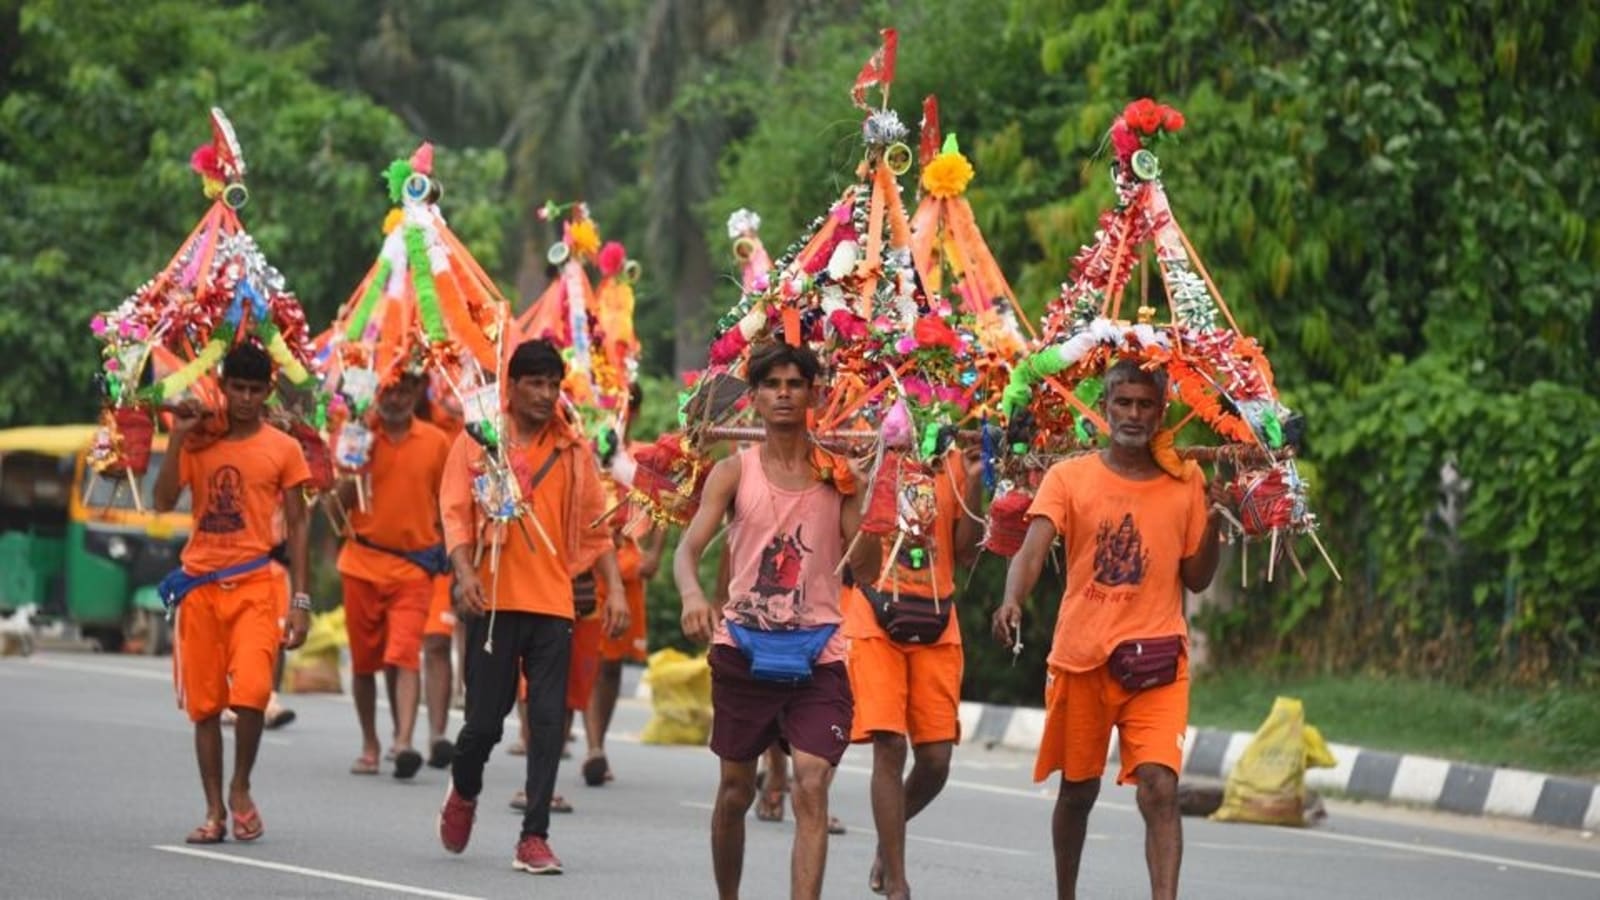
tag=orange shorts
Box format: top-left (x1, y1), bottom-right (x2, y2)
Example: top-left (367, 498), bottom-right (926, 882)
top-left (597, 575), bottom-right (647, 663)
top-left (1033, 656), bottom-right (1190, 785)
top-left (566, 614), bottom-right (604, 710)
top-left (342, 575), bottom-right (431, 675)
top-left (423, 575), bottom-right (456, 639)
top-left (172, 573), bottom-right (285, 723)
top-left (848, 636), bottom-right (963, 745)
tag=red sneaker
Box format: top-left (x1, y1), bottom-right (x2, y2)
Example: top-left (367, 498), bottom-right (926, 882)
top-left (513, 835), bottom-right (563, 875)
top-left (437, 784), bottom-right (477, 854)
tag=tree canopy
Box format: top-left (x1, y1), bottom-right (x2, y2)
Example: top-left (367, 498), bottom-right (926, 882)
top-left (3, 0), bottom-right (1596, 683)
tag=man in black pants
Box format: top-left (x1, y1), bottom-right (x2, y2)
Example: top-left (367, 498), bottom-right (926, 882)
top-left (435, 339), bottom-right (628, 875)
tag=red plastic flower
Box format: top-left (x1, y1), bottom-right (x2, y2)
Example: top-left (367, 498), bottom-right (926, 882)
top-left (828, 310), bottom-right (869, 342)
top-left (912, 315), bottom-right (961, 351)
top-left (1123, 98), bottom-right (1164, 135)
top-left (1162, 107), bottom-right (1185, 133)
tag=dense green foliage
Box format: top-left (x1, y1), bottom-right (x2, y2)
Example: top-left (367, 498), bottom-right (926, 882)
top-left (704, 0), bottom-right (1600, 685)
top-left (3, 0), bottom-right (1596, 685)
top-left (0, 0), bottom-right (512, 426)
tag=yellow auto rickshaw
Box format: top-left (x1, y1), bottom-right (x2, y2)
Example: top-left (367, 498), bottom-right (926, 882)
top-left (0, 425), bottom-right (189, 652)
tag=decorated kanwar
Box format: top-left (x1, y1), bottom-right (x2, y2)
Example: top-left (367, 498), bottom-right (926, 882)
top-left (89, 108), bottom-right (320, 847)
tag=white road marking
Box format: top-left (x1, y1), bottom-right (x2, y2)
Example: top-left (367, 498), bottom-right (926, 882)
top-left (1288, 829), bottom-right (1600, 881)
top-left (152, 845), bottom-right (487, 899)
top-left (676, 802), bottom-right (1031, 855)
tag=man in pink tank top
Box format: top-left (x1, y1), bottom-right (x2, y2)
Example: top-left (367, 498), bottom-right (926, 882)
top-left (675, 342), bottom-right (880, 900)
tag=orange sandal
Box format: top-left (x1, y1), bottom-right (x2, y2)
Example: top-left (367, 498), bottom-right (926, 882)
top-left (231, 807), bottom-right (264, 842)
top-left (185, 820), bottom-right (226, 844)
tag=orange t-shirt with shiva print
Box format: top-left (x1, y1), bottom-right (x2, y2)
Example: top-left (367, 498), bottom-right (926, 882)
top-left (179, 426), bottom-right (311, 575)
top-left (337, 418), bottom-right (452, 584)
top-left (1026, 453), bottom-right (1208, 673)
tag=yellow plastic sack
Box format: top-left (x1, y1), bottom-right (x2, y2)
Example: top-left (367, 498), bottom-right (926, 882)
top-left (1212, 696), bottom-right (1337, 827)
top-left (284, 607), bottom-right (347, 694)
top-left (640, 647), bottom-right (712, 745)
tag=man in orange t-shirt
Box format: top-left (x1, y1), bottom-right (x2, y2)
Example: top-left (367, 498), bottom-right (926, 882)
top-left (842, 444), bottom-right (984, 898)
top-left (994, 360), bottom-right (1225, 900)
top-left (336, 372), bottom-right (451, 780)
top-left (435, 339), bottom-right (628, 876)
top-left (154, 343), bottom-right (312, 846)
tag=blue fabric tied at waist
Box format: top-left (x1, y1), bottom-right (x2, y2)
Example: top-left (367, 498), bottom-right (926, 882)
top-left (354, 535), bottom-right (451, 577)
top-left (726, 621), bottom-right (837, 684)
top-left (158, 554), bottom-right (274, 614)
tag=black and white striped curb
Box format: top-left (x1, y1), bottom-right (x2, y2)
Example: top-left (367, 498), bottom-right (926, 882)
top-left (635, 675), bottom-right (1597, 832)
top-left (964, 701), bottom-right (1600, 832)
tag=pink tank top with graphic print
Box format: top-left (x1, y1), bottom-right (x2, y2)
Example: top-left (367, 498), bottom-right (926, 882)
top-left (713, 447), bottom-right (847, 665)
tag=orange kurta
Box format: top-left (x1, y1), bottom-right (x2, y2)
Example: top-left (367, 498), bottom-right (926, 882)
top-left (438, 419), bottom-right (612, 619)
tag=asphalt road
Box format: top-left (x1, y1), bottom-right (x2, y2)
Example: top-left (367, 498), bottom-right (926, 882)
top-left (2, 652), bottom-right (1597, 899)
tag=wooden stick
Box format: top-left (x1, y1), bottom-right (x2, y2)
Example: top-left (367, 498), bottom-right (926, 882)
top-left (1267, 528), bottom-right (1280, 582)
top-left (126, 470), bottom-right (144, 513)
top-left (1307, 529), bottom-right (1343, 582)
top-left (1287, 540), bottom-right (1307, 582)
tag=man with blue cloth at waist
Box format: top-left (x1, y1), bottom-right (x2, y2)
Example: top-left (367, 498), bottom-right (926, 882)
top-left (154, 342), bottom-right (313, 846)
top-left (334, 370), bottom-right (452, 781)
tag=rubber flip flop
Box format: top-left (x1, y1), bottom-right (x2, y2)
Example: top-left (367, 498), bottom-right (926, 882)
top-left (231, 807), bottom-right (264, 842)
top-left (828, 816), bottom-right (847, 835)
top-left (549, 795), bottom-right (574, 814)
top-left (350, 754), bottom-right (380, 775)
top-left (185, 820), bottom-right (226, 844)
top-left (581, 755), bottom-right (609, 787)
top-left (427, 738), bottom-right (455, 769)
top-left (394, 749), bottom-right (424, 780)
top-left (264, 708), bottom-right (296, 730)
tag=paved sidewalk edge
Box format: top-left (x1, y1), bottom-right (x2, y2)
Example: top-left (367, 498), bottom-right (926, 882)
top-left (632, 673), bottom-right (1599, 832)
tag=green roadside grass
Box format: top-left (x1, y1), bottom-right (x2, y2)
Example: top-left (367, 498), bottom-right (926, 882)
top-left (1188, 669), bottom-right (1600, 780)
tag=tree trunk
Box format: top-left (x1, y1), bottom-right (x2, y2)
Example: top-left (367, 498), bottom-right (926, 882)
top-left (672, 225), bottom-right (715, 376)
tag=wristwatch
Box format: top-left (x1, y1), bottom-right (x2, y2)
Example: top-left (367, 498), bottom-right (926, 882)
top-left (290, 593), bottom-right (313, 612)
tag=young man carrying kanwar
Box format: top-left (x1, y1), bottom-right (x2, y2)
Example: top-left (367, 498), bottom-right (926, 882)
top-left (154, 342), bottom-right (312, 845)
top-left (336, 372), bottom-right (452, 780)
top-left (993, 360), bottom-right (1226, 900)
top-left (674, 342), bottom-right (879, 900)
top-left (844, 442), bottom-right (985, 899)
top-left (584, 383), bottom-right (667, 786)
top-left (436, 338), bottom-right (629, 876)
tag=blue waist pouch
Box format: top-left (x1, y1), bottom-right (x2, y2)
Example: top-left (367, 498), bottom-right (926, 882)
top-left (355, 535), bottom-right (450, 576)
top-left (725, 621), bottom-right (838, 684)
top-left (158, 555), bottom-right (273, 614)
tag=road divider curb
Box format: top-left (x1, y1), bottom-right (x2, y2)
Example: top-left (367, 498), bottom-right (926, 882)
top-left (634, 669), bottom-right (1598, 832)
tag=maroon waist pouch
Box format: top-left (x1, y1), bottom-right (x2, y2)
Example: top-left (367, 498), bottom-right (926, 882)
top-left (1108, 636), bottom-right (1184, 692)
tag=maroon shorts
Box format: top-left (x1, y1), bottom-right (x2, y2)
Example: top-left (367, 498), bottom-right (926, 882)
top-left (708, 645), bottom-right (853, 766)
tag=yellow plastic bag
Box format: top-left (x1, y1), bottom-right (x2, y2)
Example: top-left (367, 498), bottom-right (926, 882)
top-left (640, 647), bottom-right (712, 745)
top-left (284, 607), bottom-right (347, 694)
top-left (1211, 696), bottom-right (1337, 827)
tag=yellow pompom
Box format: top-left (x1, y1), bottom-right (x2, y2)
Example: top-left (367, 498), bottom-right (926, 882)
top-left (568, 219), bottom-right (601, 259)
top-left (382, 208), bottom-right (404, 235)
top-left (202, 177), bottom-right (223, 199)
top-left (920, 151), bottom-right (975, 199)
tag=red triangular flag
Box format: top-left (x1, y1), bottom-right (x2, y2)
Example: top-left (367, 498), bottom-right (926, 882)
top-left (850, 28), bottom-right (899, 110)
